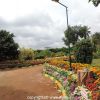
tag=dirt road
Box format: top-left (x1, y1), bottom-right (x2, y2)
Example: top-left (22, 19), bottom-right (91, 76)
top-left (0, 65), bottom-right (60, 100)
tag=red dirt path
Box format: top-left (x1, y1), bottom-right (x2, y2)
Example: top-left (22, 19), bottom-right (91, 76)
top-left (0, 65), bottom-right (60, 100)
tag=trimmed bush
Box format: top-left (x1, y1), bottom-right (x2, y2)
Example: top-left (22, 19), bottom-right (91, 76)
top-left (74, 39), bottom-right (94, 64)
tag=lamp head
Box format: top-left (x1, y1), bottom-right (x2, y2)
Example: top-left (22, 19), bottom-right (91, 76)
top-left (52, 0), bottom-right (59, 2)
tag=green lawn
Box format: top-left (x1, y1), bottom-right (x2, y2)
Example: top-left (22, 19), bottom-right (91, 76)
top-left (92, 59), bottom-right (100, 69)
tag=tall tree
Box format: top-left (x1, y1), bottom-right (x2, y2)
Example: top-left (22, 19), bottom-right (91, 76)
top-left (89, 0), bottom-right (100, 6)
top-left (63, 25), bottom-right (90, 46)
top-left (0, 30), bottom-right (19, 60)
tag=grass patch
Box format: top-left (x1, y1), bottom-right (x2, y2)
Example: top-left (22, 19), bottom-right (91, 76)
top-left (91, 59), bottom-right (100, 69)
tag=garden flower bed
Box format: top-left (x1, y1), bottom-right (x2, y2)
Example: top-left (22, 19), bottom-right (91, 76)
top-left (43, 62), bottom-right (100, 100)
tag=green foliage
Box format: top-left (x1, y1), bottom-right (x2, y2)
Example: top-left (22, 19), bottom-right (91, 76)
top-left (49, 47), bottom-right (69, 55)
top-left (0, 30), bottom-right (19, 60)
top-left (63, 25), bottom-right (90, 46)
top-left (92, 32), bottom-right (100, 58)
top-left (49, 47), bottom-right (68, 54)
top-left (77, 26), bottom-right (90, 39)
top-left (34, 47), bottom-right (69, 59)
top-left (92, 32), bottom-right (100, 47)
top-left (34, 52), bottom-right (45, 59)
top-left (93, 48), bottom-right (100, 58)
top-left (55, 51), bottom-right (65, 57)
top-left (92, 59), bottom-right (100, 68)
top-left (63, 26), bottom-right (78, 46)
top-left (74, 39), bottom-right (94, 64)
top-left (19, 48), bottom-right (34, 61)
top-left (89, 0), bottom-right (100, 6)
top-left (34, 49), bottom-right (52, 59)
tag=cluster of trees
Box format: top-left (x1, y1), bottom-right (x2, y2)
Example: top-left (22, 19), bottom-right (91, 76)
top-left (0, 27), bottom-right (100, 63)
top-left (64, 0), bottom-right (100, 64)
top-left (34, 47), bottom-right (71, 59)
top-left (0, 29), bottom-right (72, 61)
top-left (0, 0), bottom-right (99, 63)
top-left (15, 47), bottom-right (70, 61)
top-left (88, 0), bottom-right (100, 59)
top-left (0, 29), bottom-right (70, 61)
top-left (18, 47), bottom-right (74, 61)
top-left (63, 25), bottom-right (100, 64)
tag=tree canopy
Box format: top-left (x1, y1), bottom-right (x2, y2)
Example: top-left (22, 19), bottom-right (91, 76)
top-left (0, 30), bottom-right (19, 60)
top-left (63, 25), bottom-right (90, 46)
top-left (92, 32), bottom-right (100, 46)
top-left (89, 0), bottom-right (100, 6)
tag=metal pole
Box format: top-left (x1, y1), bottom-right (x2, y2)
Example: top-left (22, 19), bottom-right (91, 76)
top-left (58, 2), bottom-right (67, 8)
top-left (66, 7), bottom-right (72, 71)
top-left (52, 1), bottom-right (72, 71)
top-left (66, 7), bottom-right (68, 27)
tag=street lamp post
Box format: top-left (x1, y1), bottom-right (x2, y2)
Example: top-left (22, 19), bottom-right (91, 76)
top-left (52, 0), bottom-right (72, 71)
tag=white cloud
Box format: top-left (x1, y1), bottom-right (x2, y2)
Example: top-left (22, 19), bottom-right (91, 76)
top-left (0, 0), bottom-right (100, 49)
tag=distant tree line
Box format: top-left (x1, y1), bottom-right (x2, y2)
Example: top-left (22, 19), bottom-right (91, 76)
top-left (0, 27), bottom-right (100, 62)
top-left (33, 47), bottom-right (72, 59)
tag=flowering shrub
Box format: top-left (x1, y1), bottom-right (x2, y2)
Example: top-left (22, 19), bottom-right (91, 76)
top-left (85, 76), bottom-right (100, 100)
top-left (43, 64), bottom-right (94, 100)
top-left (49, 58), bottom-right (90, 71)
top-left (90, 67), bottom-right (100, 76)
top-left (43, 63), bottom-right (77, 97)
top-left (92, 92), bottom-right (100, 100)
top-left (45, 58), bottom-right (100, 100)
top-left (49, 58), bottom-right (100, 75)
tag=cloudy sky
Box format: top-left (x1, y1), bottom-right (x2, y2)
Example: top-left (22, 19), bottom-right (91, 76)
top-left (0, 0), bottom-right (100, 49)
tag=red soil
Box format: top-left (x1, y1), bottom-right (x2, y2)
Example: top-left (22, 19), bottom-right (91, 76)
top-left (0, 65), bottom-right (60, 100)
